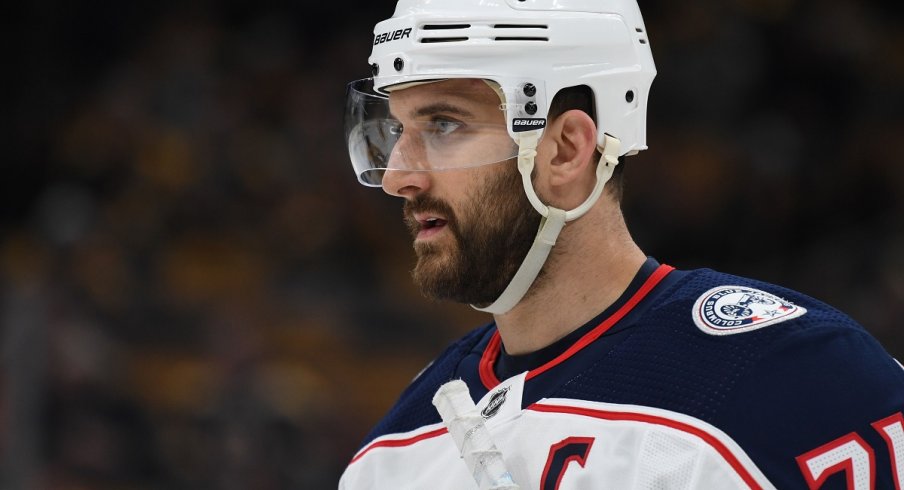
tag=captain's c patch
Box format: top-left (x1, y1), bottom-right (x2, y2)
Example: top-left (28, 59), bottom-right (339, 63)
top-left (692, 286), bottom-right (807, 336)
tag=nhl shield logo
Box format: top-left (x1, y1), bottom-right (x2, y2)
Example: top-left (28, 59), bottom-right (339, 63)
top-left (692, 286), bottom-right (807, 336)
top-left (481, 387), bottom-right (510, 420)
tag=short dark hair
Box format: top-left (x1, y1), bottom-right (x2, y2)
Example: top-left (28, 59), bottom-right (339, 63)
top-left (547, 85), bottom-right (625, 202)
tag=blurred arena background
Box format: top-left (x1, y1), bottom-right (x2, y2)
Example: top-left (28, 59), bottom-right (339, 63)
top-left (3, 0), bottom-right (902, 488)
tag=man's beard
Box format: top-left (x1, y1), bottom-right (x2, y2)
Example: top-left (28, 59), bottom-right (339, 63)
top-left (403, 162), bottom-right (542, 306)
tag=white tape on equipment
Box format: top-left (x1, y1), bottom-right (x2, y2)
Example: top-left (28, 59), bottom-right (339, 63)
top-left (432, 380), bottom-right (520, 490)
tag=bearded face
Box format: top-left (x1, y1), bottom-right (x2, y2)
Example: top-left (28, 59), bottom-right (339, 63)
top-left (381, 79), bottom-right (543, 305)
top-left (403, 161), bottom-right (541, 306)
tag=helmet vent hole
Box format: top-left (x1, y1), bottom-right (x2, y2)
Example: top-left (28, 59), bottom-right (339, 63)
top-left (639, 39), bottom-right (647, 44)
top-left (422, 24), bottom-right (471, 30)
top-left (494, 24), bottom-right (548, 29)
top-left (494, 37), bottom-right (549, 42)
top-left (626, 91), bottom-right (635, 103)
top-left (420, 37), bottom-right (469, 44)
top-left (635, 27), bottom-right (644, 32)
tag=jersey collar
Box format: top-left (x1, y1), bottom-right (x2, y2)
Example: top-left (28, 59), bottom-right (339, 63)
top-left (479, 258), bottom-right (676, 389)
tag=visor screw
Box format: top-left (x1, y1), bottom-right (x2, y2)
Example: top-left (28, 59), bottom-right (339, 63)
top-left (525, 101), bottom-right (538, 115)
top-left (523, 83), bottom-right (536, 97)
top-left (625, 90), bottom-right (635, 103)
top-left (394, 57), bottom-right (404, 72)
top-left (371, 63), bottom-right (380, 76)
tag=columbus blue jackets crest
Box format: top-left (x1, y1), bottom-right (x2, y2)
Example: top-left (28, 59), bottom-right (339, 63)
top-left (692, 285), bottom-right (807, 336)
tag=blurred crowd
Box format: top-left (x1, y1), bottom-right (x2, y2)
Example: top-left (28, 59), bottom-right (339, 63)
top-left (2, 0), bottom-right (902, 488)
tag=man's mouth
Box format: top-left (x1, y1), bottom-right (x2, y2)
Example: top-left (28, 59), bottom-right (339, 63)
top-left (415, 214), bottom-right (449, 239)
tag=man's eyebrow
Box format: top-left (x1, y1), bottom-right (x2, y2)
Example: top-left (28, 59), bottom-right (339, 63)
top-left (412, 102), bottom-right (475, 118)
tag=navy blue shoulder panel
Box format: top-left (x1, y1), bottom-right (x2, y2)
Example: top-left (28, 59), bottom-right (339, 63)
top-left (552, 268), bottom-right (875, 417)
top-left (358, 323), bottom-right (494, 448)
top-left (552, 268), bottom-right (904, 488)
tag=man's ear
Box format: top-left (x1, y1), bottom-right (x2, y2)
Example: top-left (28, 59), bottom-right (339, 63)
top-left (536, 109), bottom-right (598, 191)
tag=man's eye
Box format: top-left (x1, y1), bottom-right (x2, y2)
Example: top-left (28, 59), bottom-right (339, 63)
top-left (389, 122), bottom-right (403, 136)
top-left (430, 118), bottom-right (462, 136)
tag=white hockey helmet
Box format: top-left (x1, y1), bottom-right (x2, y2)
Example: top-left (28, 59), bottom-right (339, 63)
top-left (346, 0), bottom-right (656, 186)
top-left (345, 0), bottom-right (656, 314)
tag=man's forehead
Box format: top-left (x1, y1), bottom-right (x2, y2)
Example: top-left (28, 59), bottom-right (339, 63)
top-left (389, 79), bottom-right (501, 112)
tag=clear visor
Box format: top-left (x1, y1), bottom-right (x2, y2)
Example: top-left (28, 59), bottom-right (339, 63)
top-left (345, 78), bottom-right (521, 187)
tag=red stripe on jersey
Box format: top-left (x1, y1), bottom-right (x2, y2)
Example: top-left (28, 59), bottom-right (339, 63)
top-left (528, 402), bottom-right (764, 490)
top-left (479, 331), bottom-right (504, 389)
top-left (479, 264), bottom-right (676, 390)
top-left (350, 427), bottom-right (448, 465)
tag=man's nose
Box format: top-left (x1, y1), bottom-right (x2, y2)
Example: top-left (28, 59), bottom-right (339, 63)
top-left (381, 134), bottom-right (432, 198)
top-left (382, 167), bottom-right (432, 198)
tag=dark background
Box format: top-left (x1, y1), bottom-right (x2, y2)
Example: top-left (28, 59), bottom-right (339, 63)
top-left (2, 0), bottom-right (902, 488)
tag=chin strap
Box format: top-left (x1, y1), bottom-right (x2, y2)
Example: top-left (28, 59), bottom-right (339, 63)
top-left (472, 131), bottom-right (621, 315)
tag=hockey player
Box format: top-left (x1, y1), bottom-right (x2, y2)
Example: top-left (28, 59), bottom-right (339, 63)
top-left (340, 0), bottom-right (904, 488)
